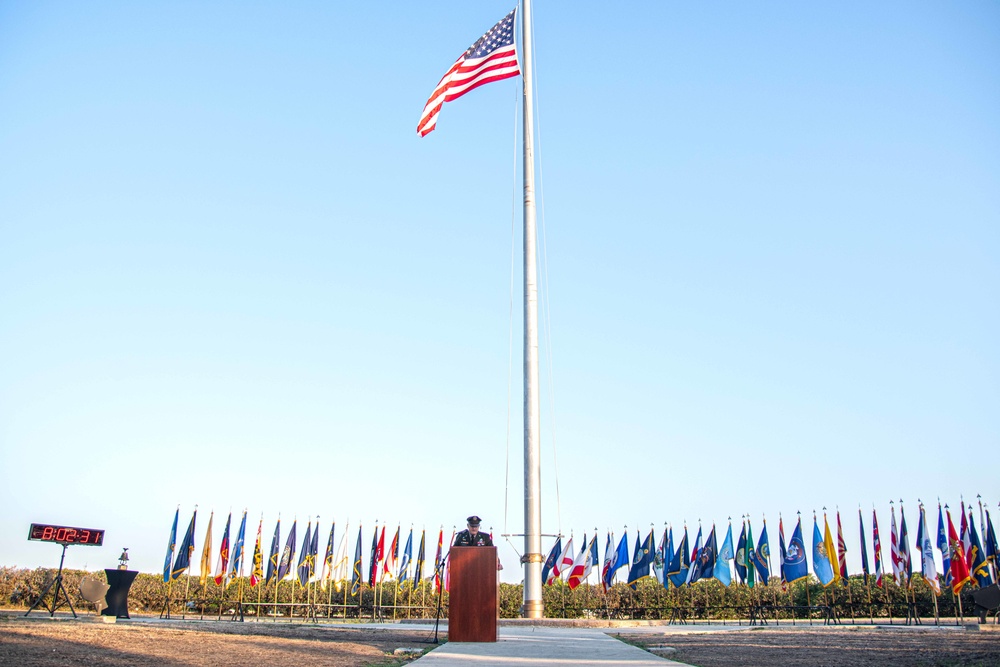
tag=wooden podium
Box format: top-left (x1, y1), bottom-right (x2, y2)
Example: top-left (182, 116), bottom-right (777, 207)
top-left (448, 547), bottom-right (498, 642)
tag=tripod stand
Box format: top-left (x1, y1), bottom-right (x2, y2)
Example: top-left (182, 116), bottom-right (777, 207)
top-left (432, 554), bottom-right (449, 643)
top-left (25, 543), bottom-right (77, 618)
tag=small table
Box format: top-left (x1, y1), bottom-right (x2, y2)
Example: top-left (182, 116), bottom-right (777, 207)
top-left (102, 569), bottom-right (138, 619)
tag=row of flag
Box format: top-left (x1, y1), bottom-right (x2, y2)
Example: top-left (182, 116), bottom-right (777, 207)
top-left (163, 509), bottom-right (461, 596)
top-left (161, 499), bottom-right (997, 600)
top-left (542, 500), bottom-right (998, 597)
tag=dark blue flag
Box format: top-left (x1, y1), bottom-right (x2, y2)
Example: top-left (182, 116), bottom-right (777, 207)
top-left (542, 538), bottom-right (562, 585)
top-left (277, 519), bottom-right (297, 581)
top-left (309, 519), bottom-right (321, 580)
top-left (782, 518), bottom-right (809, 583)
top-left (690, 525), bottom-right (717, 584)
top-left (627, 529), bottom-right (655, 588)
top-left (266, 519), bottom-right (281, 584)
top-left (968, 511), bottom-right (993, 588)
top-left (734, 522), bottom-right (748, 584)
top-left (297, 521), bottom-right (313, 586)
top-left (667, 527), bottom-right (690, 588)
top-left (751, 522), bottom-right (770, 584)
top-left (171, 509), bottom-right (197, 581)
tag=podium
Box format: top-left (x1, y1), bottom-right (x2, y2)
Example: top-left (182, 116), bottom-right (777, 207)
top-left (447, 547), bottom-right (498, 642)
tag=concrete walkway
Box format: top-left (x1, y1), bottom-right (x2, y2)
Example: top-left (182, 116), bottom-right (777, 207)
top-left (411, 625), bottom-right (693, 666)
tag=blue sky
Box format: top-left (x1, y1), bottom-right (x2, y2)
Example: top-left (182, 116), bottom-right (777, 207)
top-left (1, 1), bottom-right (997, 583)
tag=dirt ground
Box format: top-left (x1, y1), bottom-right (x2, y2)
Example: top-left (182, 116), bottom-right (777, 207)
top-left (619, 626), bottom-right (1000, 667)
top-left (4, 614), bottom-right (999, 667)
top-left (0, 613), bottom-right (441, 666)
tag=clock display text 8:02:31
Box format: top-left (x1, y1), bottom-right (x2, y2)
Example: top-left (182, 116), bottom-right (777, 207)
top-left (28, 523), bottom-right (105, 546)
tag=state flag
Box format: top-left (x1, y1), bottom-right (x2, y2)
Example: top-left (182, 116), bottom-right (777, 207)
top-left (171, 509), bottom-right (197, 581)
top-left (542, 537), bottom-right (562, 586)
top-left (812, 516), bottom-right (835, 587)
top-left (214, 512), bottom-right (232, 586)
top-left (250, 516), bottom-right (264, 588)
top-left (627, 530), bottom-right (655, 588)
top-left (714, 523), bottom-right (734, 586)
top-left (782, 517), bottom-right (809, 584)
top-left (163, 508), bottom-right (179, 584)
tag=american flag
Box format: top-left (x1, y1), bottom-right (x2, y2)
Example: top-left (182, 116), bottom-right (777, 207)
top-left (417, 8), bottom-right (520, 137)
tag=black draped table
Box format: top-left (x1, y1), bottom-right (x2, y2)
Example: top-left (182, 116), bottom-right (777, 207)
top-left (102, 569), bottom-right (137, 618)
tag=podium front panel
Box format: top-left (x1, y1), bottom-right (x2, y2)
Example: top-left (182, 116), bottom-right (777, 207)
top-left (448, 546), bottom-right (497, 642)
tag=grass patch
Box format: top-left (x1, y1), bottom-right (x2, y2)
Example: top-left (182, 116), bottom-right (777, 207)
top-left (363, 645), bottom-right (438, 666)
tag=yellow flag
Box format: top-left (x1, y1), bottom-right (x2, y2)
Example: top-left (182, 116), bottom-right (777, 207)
top-left (199, 512), bottom-right (214, 587)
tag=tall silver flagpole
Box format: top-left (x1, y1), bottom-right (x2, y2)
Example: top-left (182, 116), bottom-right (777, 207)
top-left (520, 0), bottom-right (543, 619)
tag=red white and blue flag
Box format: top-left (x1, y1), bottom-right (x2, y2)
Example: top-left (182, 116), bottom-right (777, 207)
top-left (417, 8), bottom-right (521, 137)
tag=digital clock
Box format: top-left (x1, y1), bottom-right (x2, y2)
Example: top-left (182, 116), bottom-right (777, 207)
top-left (28, 523), bottom-right (105, 546)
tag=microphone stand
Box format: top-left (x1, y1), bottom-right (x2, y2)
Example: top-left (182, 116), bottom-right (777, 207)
top-left (433, 551), bottom-right (450, 644)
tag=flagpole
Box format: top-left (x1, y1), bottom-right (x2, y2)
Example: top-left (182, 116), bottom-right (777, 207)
top-left (237, 566), bottom-right (245, 622)
top-left (308, 517), bottom-right (316, 624)
top-left (274, 571), bottom-right (280, 622)
top-left (519, 0), bottom-right (543, 621)
top-left (183, 506), bottom-right (194, 620)
top-left (327, 572), bottom-right (333, 620)
top-left (257, 571), bottom-right (263, 622)
top-left (977, 495), bottom-right (985, 540)
top-left (764, 516), bottom-right (777, 625)
top-left (805, 578), bottom-right (811, 626)
top-left (183, 568), bottom-right (191, 620)
top-left (163, 580), bottom-right (172, 620)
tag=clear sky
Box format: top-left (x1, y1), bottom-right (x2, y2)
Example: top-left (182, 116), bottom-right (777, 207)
top-left (1, 1), bottom-right (997, 583)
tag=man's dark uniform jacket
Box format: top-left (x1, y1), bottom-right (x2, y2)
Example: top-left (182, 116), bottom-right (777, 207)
top-left (453, 529), bottom-right (494, 547)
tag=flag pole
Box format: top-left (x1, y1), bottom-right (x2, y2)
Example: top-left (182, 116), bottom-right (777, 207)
top-left (764, 515), bottom-right (777, 624)
top-left (163, 580), bottom-right (172, 620)
top-left (273, 571), bottom-right (280, 623)
top-left (183, 506), bottom-right (194, 620)
top-left (327, 572), bottom-right (333, 620)
top-left (520, 0), bottom-right (543, 620)
top-left (237, 564), bottom-right (245, 622)
top-left (183, 568), bottom-right (191, 620)
top-left (804, 578), bottom-right (811, 626)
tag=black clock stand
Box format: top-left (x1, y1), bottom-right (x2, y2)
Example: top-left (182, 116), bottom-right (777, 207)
top-left (25, 543), bottom-right (78, 618)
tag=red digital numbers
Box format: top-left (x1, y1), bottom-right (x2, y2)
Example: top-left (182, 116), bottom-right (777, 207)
top-left (28, 523), bottom-right (104, 546)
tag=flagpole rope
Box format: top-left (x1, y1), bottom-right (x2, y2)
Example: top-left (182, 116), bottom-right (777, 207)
top-left (503, 76), bottom-right (519, 544)
top-left (530, 5), bottom-right (563, 536)
top-left (503, 2), bottom-right (561, 555)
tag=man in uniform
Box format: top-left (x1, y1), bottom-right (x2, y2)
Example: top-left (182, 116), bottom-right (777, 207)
top-left (453, 516), bottom-right (494, 547)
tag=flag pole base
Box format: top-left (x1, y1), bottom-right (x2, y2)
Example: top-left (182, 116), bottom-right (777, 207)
top-left (521, 600), bottom-right (544, 619)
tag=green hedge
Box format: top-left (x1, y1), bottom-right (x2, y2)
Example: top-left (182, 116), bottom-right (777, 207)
top-left (0, 566), bottom-right (984, 621)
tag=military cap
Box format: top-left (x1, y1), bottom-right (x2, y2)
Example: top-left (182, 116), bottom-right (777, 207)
top-left (467, 515), bottom-right (482, 526)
